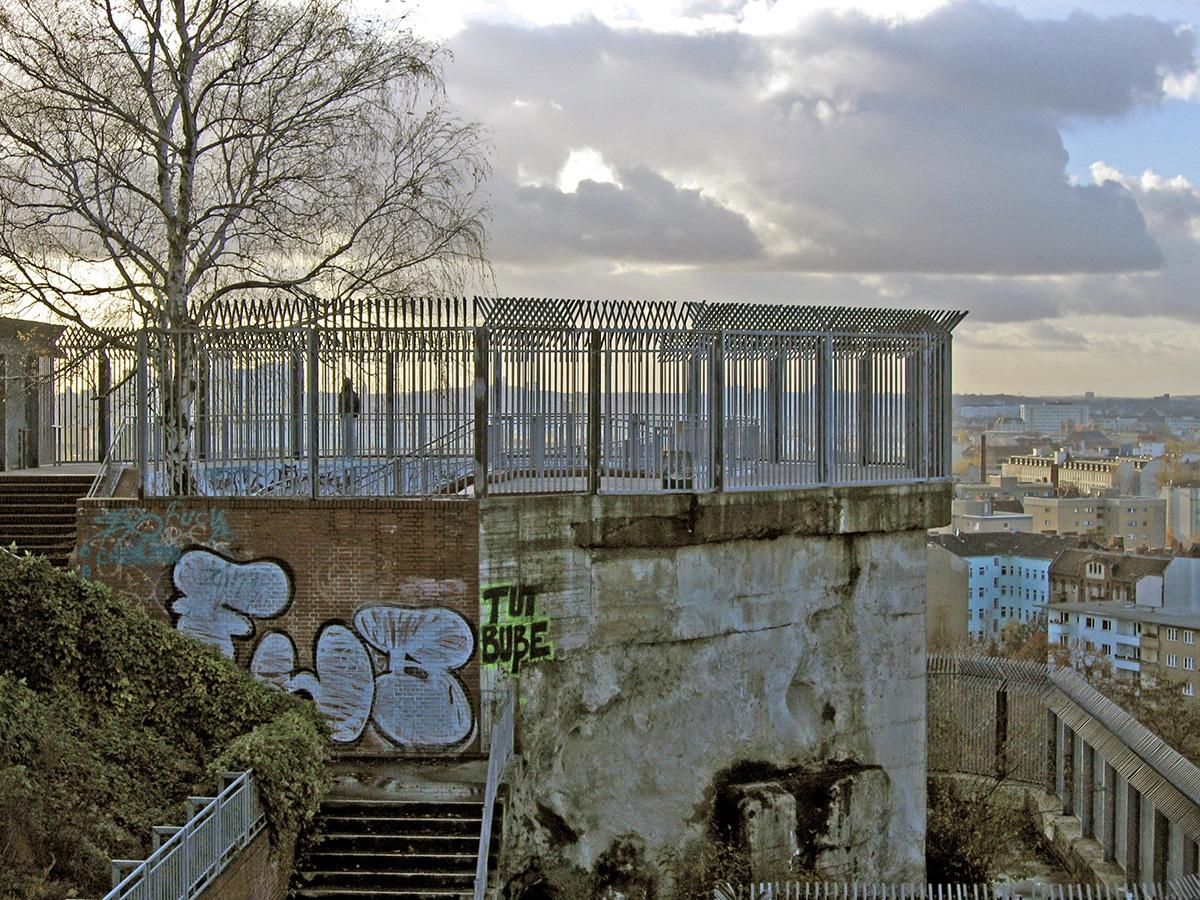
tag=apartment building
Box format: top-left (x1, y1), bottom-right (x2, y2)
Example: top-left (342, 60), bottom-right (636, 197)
top-left (927, 532), bottom-right (1063, 644)
top-left (1019, 402), bottom-right (1090, 435)
top-left (1000, 453), bottom-right (1156, 495)
top-left (1024, 495), bottom-right (1166, 549)
top-left (1048, 549), bottom-right (1170, 605)
top-left (1163, 485), bottom-right (1200, 545)
top-left (1047, 604), bottom-right (1200, 696)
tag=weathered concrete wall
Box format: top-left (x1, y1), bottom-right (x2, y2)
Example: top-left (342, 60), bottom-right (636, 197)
top-left (75, 497), bottom-right (480, 756)
top-left (927, 544), bottom-right (970, 652)
top-left (480, 482), bottom-right (950, 892)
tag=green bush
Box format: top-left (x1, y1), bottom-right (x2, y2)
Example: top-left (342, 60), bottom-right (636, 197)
top-left (0, 553), bottom-right (330, 899)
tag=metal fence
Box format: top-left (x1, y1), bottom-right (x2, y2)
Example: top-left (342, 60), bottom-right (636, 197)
top-left (715, 876), bottom-right (1200, 899)
top-left (93, 770), bottom-right (264, 900)
top-left (928, 656), bottom-right (1200, 886)
top-left (48, 298), bottom-right (963, 497)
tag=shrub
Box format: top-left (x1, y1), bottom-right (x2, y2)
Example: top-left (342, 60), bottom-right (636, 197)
top-left (0, 553), bottom-right (329, 899)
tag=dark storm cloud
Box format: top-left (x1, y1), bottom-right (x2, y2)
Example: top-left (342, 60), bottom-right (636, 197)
top-left (489, 166), bottom-right (763, 263)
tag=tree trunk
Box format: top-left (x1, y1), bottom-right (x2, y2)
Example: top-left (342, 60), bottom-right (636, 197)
top-left (158, 329), bottom-right (201, 495)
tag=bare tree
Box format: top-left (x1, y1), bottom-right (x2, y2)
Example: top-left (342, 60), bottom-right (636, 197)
top-left (0, 0), bottom-right (489, 492)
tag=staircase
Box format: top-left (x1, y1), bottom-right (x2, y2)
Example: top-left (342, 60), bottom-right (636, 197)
top-left (0, 472), bottom-right (93, 567)
top-left (294, 797), bottom-right (500, 900)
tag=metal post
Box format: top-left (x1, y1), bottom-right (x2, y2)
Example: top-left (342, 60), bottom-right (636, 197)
top-left (857, 351), bottom-right (873, 467)
top-left (994, 683), bottom-right (1009, 779)
top-left (195, 351), bottom-right (210, 462)
top-left (817, 333), bottom-right (833, 484)
top-left (1125, 782), bottom-right (1141, 883)
top-left (1153, 808), bottom-right (1169, 885)
top-left (1045, 709), bottom-right (1059, 796)
top-left (1061, 725), bottom-right (1075, 817)
top-left (710, 331), bottom-right (725, 492)
top-left (136, 330), bottom-right (149, 496)
top-left (939, 337), bottom-right (953, 478)
top-left (1080, 741), bottom-right (1095, 839)
top-left (306, 328), bottom-right (319, 499)
top-left (385, 351), bottom-right (396, 461)
top-left (587, 329), bottom-right (601, 494)
top-left (289, 349), bottom-right (304, 460)
top-left (473, 327), bottom-right (489, 499)
top-left (766, 349), bottom-right (782, 465)
top-left (1103, 761), bottom-right (1117, 863)
top-left (97, 350), bottom-right (112, 462)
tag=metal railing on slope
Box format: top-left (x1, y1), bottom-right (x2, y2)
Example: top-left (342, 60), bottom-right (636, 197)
top-left (86, 423), bottom-right (133, 499)
top-left (714, 876), bottom-right (1200, 899)
top-left (474, 688), bottom-right (517, 900)
top-left (81, 770), bottom-right (264, 900)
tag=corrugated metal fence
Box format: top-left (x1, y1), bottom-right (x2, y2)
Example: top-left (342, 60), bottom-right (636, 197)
top-left (715, 876), bottom-right (1200, 899)
top-left (928, 655), bottom-right (1200, 886)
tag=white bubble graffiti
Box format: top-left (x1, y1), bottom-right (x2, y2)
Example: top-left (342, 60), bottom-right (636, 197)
top-left (171, 549), bottom-right (291, 657)
top-left (250, 627), bottom-right (375, 743)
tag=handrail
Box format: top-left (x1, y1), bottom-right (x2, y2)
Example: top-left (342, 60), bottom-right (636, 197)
top-left (473, 689), bottom-right (517, 900)
top-left (87, 422), bottom-right (132, 498)
top-left (83, 770), bottom-right (264, 900)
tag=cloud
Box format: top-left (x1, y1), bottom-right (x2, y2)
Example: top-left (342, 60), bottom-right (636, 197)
top-left (489, 165), bottom-right (763, 264)
top-left (450, 4), bottom-right (1194, 280)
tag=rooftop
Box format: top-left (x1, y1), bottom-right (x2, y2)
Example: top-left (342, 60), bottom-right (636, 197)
top-left (931, 530), bottom-right (1066, 560)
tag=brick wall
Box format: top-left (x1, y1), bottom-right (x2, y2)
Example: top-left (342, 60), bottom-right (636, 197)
top-left (75, 497), bottom-right (480, 755)
top-left (197, 826), bottom-right (291, 900)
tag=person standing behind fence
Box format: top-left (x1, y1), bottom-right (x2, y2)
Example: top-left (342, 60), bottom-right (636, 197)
top-left (337, 376), bottom-right (360, 459)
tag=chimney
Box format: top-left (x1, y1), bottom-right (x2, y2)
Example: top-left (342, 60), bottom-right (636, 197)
top-left (1050, 461), bottom-right (1060, 492)
top-left (980, 434), bottom-right (988, 482)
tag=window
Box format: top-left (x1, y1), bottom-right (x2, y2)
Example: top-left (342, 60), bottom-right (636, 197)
top-left (978, 567), bottom-right (985, 576)
top-left (994, 578), bottom-right (999, 587)
top-left (1059, 634), bottom-right (1068, 646)
top-left (1185, 683), bottom-right (1195, 698)
top-left (993, 558), bottom-right (999, 566)
top-left (978, 587), bottom-right (985, 598)
top-left (1086, 616), bottom-right (1095, 628)
top-left (1169, 628), bottom-right (1179, 642)
top-left (1186, 657), bottom-right (1196, 672)
top-left (1135, 622), bottom-right (1142, 636)
top-left (1187, 631), bottom-right (1195, 646)
top-left (1168, 654), bottom-right (1178, 668)
top-left (1001, 586), bottom-right (1007, 596)
top-left (1102, 620), bottom-right (1112, 631)
top-left (1002, 565), bottom-right (1008, 575)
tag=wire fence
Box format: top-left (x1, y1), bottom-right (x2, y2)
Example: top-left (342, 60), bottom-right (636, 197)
top-left (47, 298), bottom-right (963, 497)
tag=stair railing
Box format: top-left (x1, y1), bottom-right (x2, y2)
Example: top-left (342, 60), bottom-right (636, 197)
top-left (87, 423), bottom-right (132, 498)
top-left (474, 688), bottom-right (517, 900)
top-left (74, 770), bottom-right (264, 900)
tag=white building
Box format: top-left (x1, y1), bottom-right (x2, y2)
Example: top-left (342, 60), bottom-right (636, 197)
top-left (929, 532), bottom-right (1064, 642)
top-left (1019, 402), bottom-right (1091, 435)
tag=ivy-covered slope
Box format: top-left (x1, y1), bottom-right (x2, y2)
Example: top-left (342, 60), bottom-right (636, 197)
top-left (0, 552), bottom-right (330, 900)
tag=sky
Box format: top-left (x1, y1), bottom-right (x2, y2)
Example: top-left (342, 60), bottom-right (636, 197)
top-left (365, 0), bottom-right (1200, 396)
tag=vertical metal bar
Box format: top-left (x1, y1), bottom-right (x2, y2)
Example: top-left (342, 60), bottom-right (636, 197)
top-left (1153, 809), bottom-right (1169, 886)
top-left (940, 336), bottom-right (952, 478)
top-left (817, 334), bottom-right (833, 484)
top-left (1062, 726), bottom-right (1075, 817)
top-left (1045, 709), bottom-right (1058, 796)
top-left (385, 350), bottom-right (397, 462)
top-left (306, 328), bottom-right (319, 499)
top-left (1126, 782), bottom-right (1142, 884)
top-left (97, 350), bottom-right (112, 462)
top-left (136, 330), bottom-right (149, 495)
top-left (587, 329), bottom-right (601, 494)
top-left (994, 682), bottom-right (1008, 779)
top-left (711, 331), bottom-right (725, 492)
top-left (289, 346), bottom-right (303, 460)
top-left (1103, 761), bottom-right (1117, 863)
top-left (473, 326), bottom-right (489, 498)
top-left (1081, 741), bottom-right (1095, 839)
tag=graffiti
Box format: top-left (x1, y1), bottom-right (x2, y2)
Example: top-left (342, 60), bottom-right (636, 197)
top-left (480, 583), bottom-right (553, 675)
top-left (171, 548), bottom-right (292, 657)
top-left (249, 603), bottom-right (476, 749)
top-left (250, 626), bottom-right (374, 743)
top-left (76, 504), bottom-right (232, 579)
top-left (354, 605), bottom-right (476, 747)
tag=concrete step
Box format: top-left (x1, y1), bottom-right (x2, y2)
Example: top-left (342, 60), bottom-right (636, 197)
top-left (299, 871), bottom-right (475, 892)
top-left (317, 815), bottom-right (484, 837)
top-left (315, 834), bottom-right (481, 856)
top-left (305, 852), bottom-right (479, 875)
top-left (294, 890), bottom-right (469, 900)
top-left (0, 522), bottom-right (76, 534)
top-left (320, 799), bottom-right (484, 822)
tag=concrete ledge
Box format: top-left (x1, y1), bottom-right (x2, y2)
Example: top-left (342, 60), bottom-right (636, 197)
top-left (484, 481), bottom-right (952, 548)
